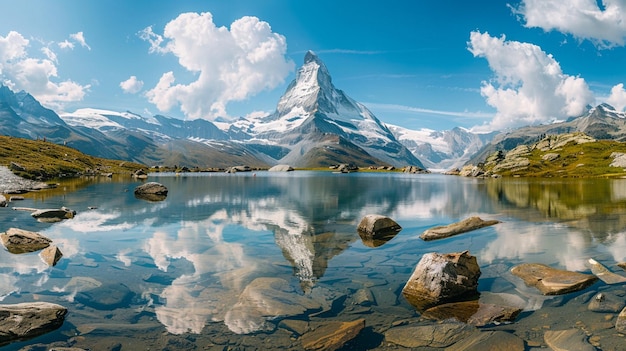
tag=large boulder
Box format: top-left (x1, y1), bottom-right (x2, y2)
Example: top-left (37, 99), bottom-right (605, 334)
top-left (420, 216), bottom-right (500, 241)
top-left (134, 182), bottom-right (168, 202)
top-left (0, 228), bottom-right (52, 254)
top-left (510, 263), bottom-right (598, 295)
top-left (357, 214), bottom-right (402, 247)
top-left (0, 302), bottom-right (67, 346)
top-left (402, 251), bottom-right (481, 311)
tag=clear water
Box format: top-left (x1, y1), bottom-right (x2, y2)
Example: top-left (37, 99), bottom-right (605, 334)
top-left (1, 172), bottom-right (626, 350)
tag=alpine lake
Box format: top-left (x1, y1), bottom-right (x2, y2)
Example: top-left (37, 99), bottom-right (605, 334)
top-left (1, 170), bottom-right (626, 350)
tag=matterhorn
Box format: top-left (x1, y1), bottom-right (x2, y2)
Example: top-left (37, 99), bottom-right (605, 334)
top-left (234, 51), bottom-right (425, 168)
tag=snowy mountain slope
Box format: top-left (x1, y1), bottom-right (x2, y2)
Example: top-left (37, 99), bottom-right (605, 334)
top-left (388, 125), bottom-right (493, 171)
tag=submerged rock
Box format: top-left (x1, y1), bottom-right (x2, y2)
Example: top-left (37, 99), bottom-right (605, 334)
top-left (0, 228), bottom-right (52, 254)
top-left (402, 251), bottom-right (480, 311)
top-left (300, 319), bottom-right (365, 351)
top-left (420, 216), bottom-right (500, 241)
top-left (75, 283), bottom-right (133, 310)
top-left (384, 321), bottom-right (475, 348)
top-left (544, 329), bottom-right (596, 351)
top-left (588, 292), bottom-right (625, 313)
top-left (422, 300), bottom-right (522, 327)
top-left (356, 214), bottom-right (402, 247)
top-left (616, 306), bottom-right (626, 333)
top-left (0, 302), bottom-right (67, 346)
top-left (134, 182), bottom-right (168, 202)
top-left (510, 263), bottom-right (598, 295)
top-left (447, 330), bottom-right (525, 351)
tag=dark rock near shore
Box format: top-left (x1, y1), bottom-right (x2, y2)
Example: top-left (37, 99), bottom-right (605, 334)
top-left (510, 263), bottom-right (598, 295)
top-left (422, 300), bottom-right (522, 326)
top-left (402, 251), bottom-right (481, 311)
top-left (0, 228), bottom-right (51, 254)
top-left (0, 302), bottom-right (67, 346)
top-left (420, 216), bottom-right (500, 241)
top-left (134, 182), bottom-right (168, 202)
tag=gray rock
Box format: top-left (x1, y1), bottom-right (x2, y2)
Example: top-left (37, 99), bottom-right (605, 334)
top-left (544, 329), bottom-right (596, 351)
top-left (31, 207), bottom-right (76, 222)
top-left (510, 263), bottom-right (598, 295)
top-left (134, 182), bottom-right (168, 201)
top-left (420, 216), bottom-right (500, 241)
top-left (268, 164), bottom-right (294, 172)
top-left (39, 245), bottom-right (63, 267)
top-left (0, 228), bottom-right (52, 254)
top-left (542, 153), bottom-right (560, 162)
top-left (0, 195), bottom-right (6, 207)
top-left (9, 161), bottom-right (25, 172)
top-left (384, 322), bottom-right (475, 348)
top-left (610, 152), bottom-right (626, 168)
top-left (0, 302), bottom-right (67, 346)
top-left (402, 251), bottom-right (481, 311)
top-left (356, 214), bottom-right (401, 247)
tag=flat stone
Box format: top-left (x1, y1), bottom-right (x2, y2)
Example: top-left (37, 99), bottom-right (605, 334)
top-left (446, 330), bottom-right (525, 351)
top-left (384, 322), bottom-right (475, 348)
top-left (0, 302), bottom-right (67, 346)
top-left (402, 251), bottom-right (481, 311)
top-left (423, 300), bottom-right (521, 326)
top-left (300, 319), bottom-right (364, 351)
top-left (0, 228), bottom-right (51, 254)
top-left (420, 216), bottom-right (500, 241)
top-left (39, 245), bottom-right (63, 266)
top-left (278, 319), bottom-right (309, 336)
top-left (510, 263), bottom-right (598, 295)
top-left (31, 207), bottom-right (76, 223)
top-left (544, 329), bottom-right (596, 351)
top-left (588, 258), bottom-right (626, 284)
top-left (588, 292), bottom-right (625, 313)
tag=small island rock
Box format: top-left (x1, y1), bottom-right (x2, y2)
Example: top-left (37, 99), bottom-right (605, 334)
top-left (134, 182), bottom-right (168, 201)
top-left (1, 228), bottom-right (52, 254)
top-left (402, 251), bottom-right (480, 311)
top-left (31, 207), bottom-right (76, 222)
top-left (0, 302), bottom-right (67, 346)
top-left (357, 214), bottom-right (402, 239)
top-left (268, 164), bottom-right (294, 172)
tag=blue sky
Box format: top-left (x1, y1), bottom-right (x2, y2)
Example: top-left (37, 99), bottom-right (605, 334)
top-left (1, 0), bottom-right (626, 132)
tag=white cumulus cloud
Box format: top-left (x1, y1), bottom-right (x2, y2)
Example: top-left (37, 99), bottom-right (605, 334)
top-left (120, 75), bottom-right (144, 94)
top-left (468, 31), bottom-right (594, 131)
top-left (607, 83), bottom-right (626, 111)
top-left (0, 31), bottom-right (90, 109)
top-left (140, 12), bottom-right (294, 120)
top-left (514, 0), bottom-right (626, 48)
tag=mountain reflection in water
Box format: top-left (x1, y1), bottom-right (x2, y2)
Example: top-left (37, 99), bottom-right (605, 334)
top-left (0, 172), bottom-right (625, 349)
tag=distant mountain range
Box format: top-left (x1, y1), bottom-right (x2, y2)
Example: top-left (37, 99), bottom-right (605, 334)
top-left (2, 51), bottom-right (625, 171)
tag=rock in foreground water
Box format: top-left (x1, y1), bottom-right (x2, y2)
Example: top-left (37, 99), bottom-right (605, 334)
top-left (384, 322), bottom-right (475, 348)
top-left (0, 228), bottom-right (52, 254)
top-left (0, 302), bottom-right (67, 346)
top-left (510, 263), bottom-right (598, 295)
top-left (588, 258), bottom-right (626, 284)
top-left (300, 319), bottom-right (365, 351)
top-left (402, 251), bottom-right (480, 311)
top-left (31, 207), bottom-right (76, 222)
top-left (422, 300), bottom-right (521, 326)
top-left (544, 329), bottom-right (596, 351)
top-left (357, 214), bottom-right (402, 247)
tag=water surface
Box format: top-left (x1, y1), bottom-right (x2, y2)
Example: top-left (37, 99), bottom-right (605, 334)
top-left (1, 172), bottom-right (626, 350)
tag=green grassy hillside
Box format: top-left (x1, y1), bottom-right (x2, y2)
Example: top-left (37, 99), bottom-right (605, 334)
top-left (0, 135), bottom-right (147, 180)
